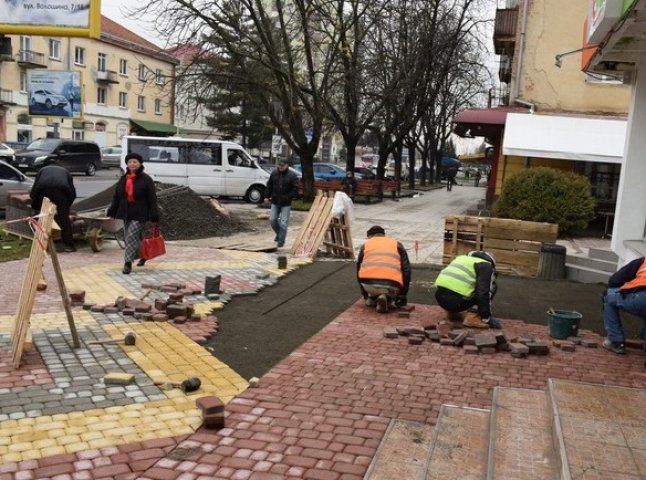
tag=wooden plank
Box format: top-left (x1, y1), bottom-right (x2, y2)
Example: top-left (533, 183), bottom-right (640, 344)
top-left (12, 198), bottom-right (56, 368)
top-left (483, 238), bottom-right (543, 252)
top-left (291, 191), bottom-right (325, 255)
top-left (48, 238), bottom-right (80, 348)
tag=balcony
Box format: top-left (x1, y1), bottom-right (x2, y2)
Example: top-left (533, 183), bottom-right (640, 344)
top-left (493, 7), bottom-right (518, 55)
top-left (96, 70), bottom-right (119, 84)
top-left (0, 89), bottom-right (17, 106)
top-left (17, 49), bottom-right (46, 68)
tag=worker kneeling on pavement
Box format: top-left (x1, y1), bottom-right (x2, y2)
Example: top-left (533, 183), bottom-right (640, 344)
top-left (357, 225), bottom-right (411, 313)
top-left (435, 251), bottom-right (501, 329)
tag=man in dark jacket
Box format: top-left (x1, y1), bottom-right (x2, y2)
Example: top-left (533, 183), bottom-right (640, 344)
top-left (357, 225), bottom-right (411, 313)
top-left (264, 159), bottom-right (299, 247)
top-left (30, 161), bottom-right (77, 252)
top-left (434, 251), bottom-right (501, 329)
top-left (602, 256), bottom-right (646, 354)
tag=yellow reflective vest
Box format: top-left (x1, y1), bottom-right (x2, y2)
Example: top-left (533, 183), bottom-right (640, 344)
top-left (435, 255), bottom-right (488, 297)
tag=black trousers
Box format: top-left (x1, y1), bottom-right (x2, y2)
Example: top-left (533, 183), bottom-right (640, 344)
top-left (39, 189), bottom-right (74, 247)
top-left (435, 287), bottom-right (475, 313)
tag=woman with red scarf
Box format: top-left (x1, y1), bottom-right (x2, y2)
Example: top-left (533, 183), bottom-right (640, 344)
top-left (107, 152), bottom-right (160, 274)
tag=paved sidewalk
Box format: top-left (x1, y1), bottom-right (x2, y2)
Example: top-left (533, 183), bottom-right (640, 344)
top-left (0, 187), bottom-right (624, 479)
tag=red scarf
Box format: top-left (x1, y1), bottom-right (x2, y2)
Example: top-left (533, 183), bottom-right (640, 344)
top-left (125, 173), bottom-right (136, 203)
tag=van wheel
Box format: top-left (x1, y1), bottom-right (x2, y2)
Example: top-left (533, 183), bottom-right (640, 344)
top-left (85, 163), bottom-right (96, 176)
top-left (245, 185), bottom-right (265, 204)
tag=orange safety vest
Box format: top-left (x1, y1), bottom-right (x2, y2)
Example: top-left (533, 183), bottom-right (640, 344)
top-left (620, 258), bottom-right (646, 291)
top-left (358, 237), bottom-right (403, 287)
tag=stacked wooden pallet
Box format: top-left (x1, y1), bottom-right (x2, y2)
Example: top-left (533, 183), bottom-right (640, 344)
top-left (443, 215), bottom-right (558, 277)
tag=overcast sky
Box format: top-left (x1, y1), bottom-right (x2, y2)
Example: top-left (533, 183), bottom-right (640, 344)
top-left (101, 0), bottom-right (164, 47)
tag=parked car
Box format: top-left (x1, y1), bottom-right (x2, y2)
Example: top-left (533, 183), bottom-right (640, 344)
top-left (292, 162), bottom-right (349, 181)
top-left (0, 160), bottom-right (33, 213)
top-left (13, 138), bottom-right (102, 176)
top-left (385, 160), bottom-right (409, 180)
top-left (353, 166), bottom-right (376, 180)
top-left (29, 89), bottom-right (68, 109)
top-left (100, 145), bottom-right (122, 168)
top-left (0, 143), bottom-right (15, 163)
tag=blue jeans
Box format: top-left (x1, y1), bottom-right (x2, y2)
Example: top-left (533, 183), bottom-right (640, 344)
top-left (270, 204), bottom-right (291, 245)
top-left (603, 288), bottom-right (646, 344)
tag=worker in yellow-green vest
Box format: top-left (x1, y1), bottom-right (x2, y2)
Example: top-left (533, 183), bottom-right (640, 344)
top-left (435, 251), bottom-right (501, 329)
top-left (357, 225), bottom-right (411, 314)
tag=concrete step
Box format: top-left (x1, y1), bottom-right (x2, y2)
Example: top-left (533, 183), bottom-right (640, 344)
top-left (565, 263), bottom-right (611, 284)
top-left (364, 419), bottom-right (434, 480)
top-left (549, 378), bottom-right (646, 479)
top-left (422, 405), bottom-right (489, 480)
top-left (588, 247), bottom-right (619, 263)
top-left (486, 387), bottom-right (556, 480)
top-left (565, 254), bottom-right (618, 273)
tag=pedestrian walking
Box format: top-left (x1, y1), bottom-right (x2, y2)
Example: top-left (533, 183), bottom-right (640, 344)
top-left (341, 169), bottom-right (358, 199)
top-left (30, 161), bottom-right (77, 252)
top-left (357, 225), bottom-right (411, 313)
top-left (446, 167), bottom-right (457, 192)
top-left (474, 170), bottom-right (482, 187)
top-left (601, 256), bottom-right (646, 355)
top-left (264, 159), bottom-right (299, 247)
top-left (107, 152), bottom-right (160, 274)
top-left (435, 251), bottom-right (502, 329)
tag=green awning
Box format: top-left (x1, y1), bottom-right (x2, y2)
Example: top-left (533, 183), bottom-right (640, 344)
top-left (130, 119), bottom-right (180, 135)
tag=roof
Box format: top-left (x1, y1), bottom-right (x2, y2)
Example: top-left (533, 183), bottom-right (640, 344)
top-left (502, 113), bottom-right (626, 164)
top-left (101, 16), bottom-right (179, 64)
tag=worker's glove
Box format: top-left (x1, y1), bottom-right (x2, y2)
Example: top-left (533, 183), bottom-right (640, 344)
top-left (484, 317), bottom-right (502, 329)
top-left (395, 295), bottom-right (408, 307)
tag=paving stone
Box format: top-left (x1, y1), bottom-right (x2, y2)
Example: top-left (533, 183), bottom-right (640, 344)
top-left (104, 373), bottom-right (135, 386)
top-left (452, 331), bottom-right (468, 346)
top-left (581, 339), bottom-right (599, 348)
top-left (383, 327), bottom-right (399, 339)
top-left (426, 331), bottom-right (440, 342)
top-left (439, 338), bottom-right (453, 346)
top-left (437, 322), bottom-right (451, 338)
top-left (463, 345), bottom-right (479, 354)
top-left (480, 346), bottom-right (497, 354)
top-left (203, 412), bottom-right (225, 429)
top-left (474, 333), bottom-right (497, 348)
top-left (408, 335), bottom-right (425, 345)
top-left (526, 342), bottom-right (550, 355)
top-left (509, 342), bottom-right (529, 357)
top-left (196, 396), bottom-right (225, 415)
top-left (398, 311), bottom-right (410, 318)
top-left (567, 336), bottom-right (582, 345)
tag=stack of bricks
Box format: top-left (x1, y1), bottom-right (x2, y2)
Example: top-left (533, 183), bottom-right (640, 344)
top-left (383, 320), bottom-right (564, 358)
top-left (195, 395), bottom-right (225, 430)
top-left (68, 290), bottom-right (86, 307)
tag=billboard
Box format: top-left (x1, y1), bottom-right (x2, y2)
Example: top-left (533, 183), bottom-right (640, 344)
top-left (28, 70), bottom-right (82, 119)
top-left (0, 0), bottom-right (100, 38)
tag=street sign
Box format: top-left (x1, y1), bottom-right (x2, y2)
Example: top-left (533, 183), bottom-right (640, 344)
top-left (272, 135), bottom-right (282, 155)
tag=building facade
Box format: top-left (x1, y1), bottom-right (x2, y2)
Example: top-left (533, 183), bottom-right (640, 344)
top-left (0, 16), bottom-right (178, 147)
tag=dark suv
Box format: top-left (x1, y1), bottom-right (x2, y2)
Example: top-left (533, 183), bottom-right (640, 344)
top-left (13, 138), bottom-right (102, 176)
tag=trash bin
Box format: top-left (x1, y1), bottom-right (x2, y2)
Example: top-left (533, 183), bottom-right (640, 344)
top-left (537, 243), bottom-right (566, 280)
top-left (547, 309), bottom-right (582, 339)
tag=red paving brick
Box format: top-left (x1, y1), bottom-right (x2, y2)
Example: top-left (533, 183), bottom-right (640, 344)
top-left (6, 302), bottom-right (646, 478)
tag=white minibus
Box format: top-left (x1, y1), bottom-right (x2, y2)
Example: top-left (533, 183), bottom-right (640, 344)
top-left (120, 136), bottom-right (270, 203)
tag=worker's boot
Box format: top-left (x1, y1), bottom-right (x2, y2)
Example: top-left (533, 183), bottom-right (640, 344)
top-left (376, 294), bottom-right (389, 313)
top-left (463, 311), bottom-right (489, 329)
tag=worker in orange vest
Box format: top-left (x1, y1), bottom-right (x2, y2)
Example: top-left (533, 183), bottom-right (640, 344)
top-left (603, 256), bottom-right (646, 355)
top-left (357, 225), bottom-right (411, 313)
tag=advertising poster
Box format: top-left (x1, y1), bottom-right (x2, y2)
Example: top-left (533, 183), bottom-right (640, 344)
top-left (28, 70), bottom-right (82, 118)
top-left (0, 0), bottom-right (91, 28)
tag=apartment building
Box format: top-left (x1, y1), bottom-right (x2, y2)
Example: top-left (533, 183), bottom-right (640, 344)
top-left (455, 0), bottom-right (631, 212)
top-left (0, 16), bottom-right (178, 147)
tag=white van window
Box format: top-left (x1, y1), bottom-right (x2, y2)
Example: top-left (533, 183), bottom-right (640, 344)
top-left (148, 147), bottom-right (180, 163)
top-left (189, 146), bottom-right (221, 165)
top-left (228, 149), bottom-right (253, 168)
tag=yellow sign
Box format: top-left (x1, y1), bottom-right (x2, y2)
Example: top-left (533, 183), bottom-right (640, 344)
top-left (0, 0), bottom-right (101, 38)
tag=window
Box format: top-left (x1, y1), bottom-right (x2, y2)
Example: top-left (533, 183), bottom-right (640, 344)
top-left (119, 58), bottom-right (127, 76)
top-left (19, 71), bottom-right (27, 92)
top-left (49, 39), bottom-right (60, 60)
top-left (154, 98), bottom-right (162, 115)
top-left (137, 95), bottom-right (145, 112)
top-left (188, 146), bottom-right (221, 165)
top-left (138, 64), bottom-right (146, 81)
top-left (584, 72), bottom-right (623, 85)
top-left (20, 36), bottom-right (31, 51)
top-left (97, 87), bottom-right (106, 105)
top-left (228, 150), bottom-right (252, 168)
top-left (72, 129), bottom-right (85, 141)
top-left (155, 69), bottom-right (163, 84)
top-left (98, 52), bottom-right (107, 72)
top-left (119, 92), bottom-right (127, 108)
top-left (75, 46), bottom-right (85, 65)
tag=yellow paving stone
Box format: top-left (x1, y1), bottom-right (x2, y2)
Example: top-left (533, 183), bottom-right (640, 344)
top-left (80, 431), bottom-right (104, 442)
top-left (2, 453), bottom-right (23, 463)
top-left (87, 438), bottom-right (115, 449)
top-left (21, 449), bottom-right (43, 461)
top-left (65, 442), bottom-right (90, 454)
top-left (40, 446), bottom-right (67, 457)
top-left (13, 432), bottom-right (50, 443)
top-left (32, 439), bottom-right (57, 449)
top-left (56, 435), bottom-right (82, 446)
top-left (46, 429), bottom-right (67, 439)
top-left (8, 442), bottom-right (32, 453)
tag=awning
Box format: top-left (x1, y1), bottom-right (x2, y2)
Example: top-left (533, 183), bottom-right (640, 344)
top-left (130, 119), bottom-right (179, 135)
top-left (502, 113), bottom-right (626, 164)
top-left (453, 106), bottom-right (528, 140)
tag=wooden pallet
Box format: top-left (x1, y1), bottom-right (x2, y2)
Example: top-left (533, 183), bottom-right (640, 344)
top-left (443, 215), bottom-right (558, 277)
top-left (210, 241), bottom-right (278, 252)
top-left (292, 191), bottom-right (354, 258)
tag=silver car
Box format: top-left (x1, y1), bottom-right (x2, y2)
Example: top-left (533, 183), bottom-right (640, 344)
top-left (0, 143), bottom-right (15, 163)
top-left (100, 145), bottom-right (122, 168)
top-left (0, 160), bottom-right (33, 212)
